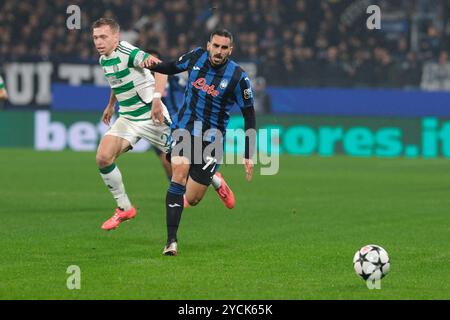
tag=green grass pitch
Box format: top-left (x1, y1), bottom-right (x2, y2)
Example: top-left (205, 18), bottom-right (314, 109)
top-left (0, 148), bottom-right (449, 299)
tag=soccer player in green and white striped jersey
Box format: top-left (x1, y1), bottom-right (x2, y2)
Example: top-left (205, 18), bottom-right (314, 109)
top-left (92, 18), bottom-right (171, 231)
top-left (0, 74), bottom-right (8, 101)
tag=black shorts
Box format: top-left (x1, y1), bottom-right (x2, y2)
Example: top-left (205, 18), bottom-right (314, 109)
top-left (167, 135), bottom-right (223, 186)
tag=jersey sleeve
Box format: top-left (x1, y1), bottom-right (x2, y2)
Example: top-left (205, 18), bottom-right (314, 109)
top-left (129, 49), bottom-right (150, 68)
top-left (175, 47), bottom-right (204, 72)
top-left (0, 75), bottom-right (4, 89)
top-left (233, 72), bottom-right (254, 109)
top-left (118, 41), bottom-right (150, 68)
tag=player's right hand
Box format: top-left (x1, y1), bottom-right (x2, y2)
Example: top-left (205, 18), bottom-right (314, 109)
top-left (102, 105), bottom-right (115, 126)
top-left (140, 55), bottom-right (162, 69)
top-left (151, 98), bottom-right (165, 125)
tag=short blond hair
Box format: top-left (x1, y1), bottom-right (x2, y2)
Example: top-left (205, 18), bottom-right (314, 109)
top-left (92, 18), bottom-right (120, 33)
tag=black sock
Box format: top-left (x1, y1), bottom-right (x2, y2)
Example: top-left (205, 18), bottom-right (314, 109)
top-left (166, 182), bottom-right (186, 244)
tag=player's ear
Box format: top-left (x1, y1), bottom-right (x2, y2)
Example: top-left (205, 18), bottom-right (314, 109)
top-left (207, 41), bottom-right (211, 51)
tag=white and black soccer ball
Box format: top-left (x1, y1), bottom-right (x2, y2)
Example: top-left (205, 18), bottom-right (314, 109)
top-left (353, 244), bottom-right (390, 281)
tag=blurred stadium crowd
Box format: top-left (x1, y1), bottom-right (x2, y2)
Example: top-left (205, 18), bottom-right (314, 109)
top-left (0, 0), bottom-right (449, 88)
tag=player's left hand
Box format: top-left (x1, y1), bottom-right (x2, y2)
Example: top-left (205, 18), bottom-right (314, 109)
top-left (140, 55), bottom-right (162, 69)
top-left (243, 158), bottom-right (254, 181)
top-left (151, 98), bottom-right (165, 125)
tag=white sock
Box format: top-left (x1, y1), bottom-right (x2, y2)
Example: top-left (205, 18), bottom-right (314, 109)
top-left (211, 174), bottom-right (222, 190)
top-left (100, 164), bottom-right (132, 211)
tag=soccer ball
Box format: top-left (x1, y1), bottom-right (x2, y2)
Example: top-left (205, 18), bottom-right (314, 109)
top-left (353, 244), bottom-right (390, 281)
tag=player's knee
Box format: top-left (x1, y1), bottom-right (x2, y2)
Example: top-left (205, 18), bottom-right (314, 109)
top-left (96, 152), bottom-right (114, 168)
top-left (171, 167), bottom-right (189, 184)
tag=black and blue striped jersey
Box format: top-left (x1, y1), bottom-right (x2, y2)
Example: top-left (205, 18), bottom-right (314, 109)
top-left (163, 75), bottom-right (185, 117)
top-left (166, 47), bottom-right (254, 140)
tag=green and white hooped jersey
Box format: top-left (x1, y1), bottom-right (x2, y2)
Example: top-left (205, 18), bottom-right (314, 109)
top-left (100, 41), bottom-right (155, 121)
top-left (0, 75), bottom-right (5, 89)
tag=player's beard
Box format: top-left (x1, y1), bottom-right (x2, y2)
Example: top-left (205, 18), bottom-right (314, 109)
top-left (209, 52), bottom-right (228, 66)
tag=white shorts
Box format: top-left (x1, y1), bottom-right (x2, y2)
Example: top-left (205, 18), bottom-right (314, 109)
top-left (105, 116), bottom-right (171, 153)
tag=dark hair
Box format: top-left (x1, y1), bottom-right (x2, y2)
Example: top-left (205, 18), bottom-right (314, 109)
top-left (92, 18), bottom-right (120, 33)
top-left (210, 29), bottom-right (233, 43)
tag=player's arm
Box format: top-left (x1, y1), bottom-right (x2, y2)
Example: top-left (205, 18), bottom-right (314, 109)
top-left (242, 106), bottom-right (256, 181)
top-left (122, 43), bottom-right (168, 125)
top-left (142, 60), bottom-right (180, 75)
top-left (242, 106), bottom-right (256, 157)
top-left (140, 48), bottom-right (203, 75)
top-left (0, 77), bottom-right (8, 101)
top-left (235, 74), bottom-right (257, 181)
top-left (151, 72), bottom-right (168, 125)
top-left (124, 42), bottom-right (162, 69)
top-left (0, 89), bottom-right (8, 101)
top-left (102, 90), bottom-right (117, 126)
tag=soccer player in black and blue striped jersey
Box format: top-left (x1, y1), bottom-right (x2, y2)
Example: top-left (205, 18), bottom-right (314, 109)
top-left (141, 29), bottom-right (256, 256)
top-left (148, 49), bottom-right (236, 205)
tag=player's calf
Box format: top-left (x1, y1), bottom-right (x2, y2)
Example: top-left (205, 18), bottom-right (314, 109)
top-left (184, 177), bottom-right (208, 207)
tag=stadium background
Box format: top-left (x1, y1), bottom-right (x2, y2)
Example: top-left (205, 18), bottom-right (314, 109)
top-left (1, 0), bottom-right (450, 157)
top-left (1, 0), bottom-right (449, 300)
